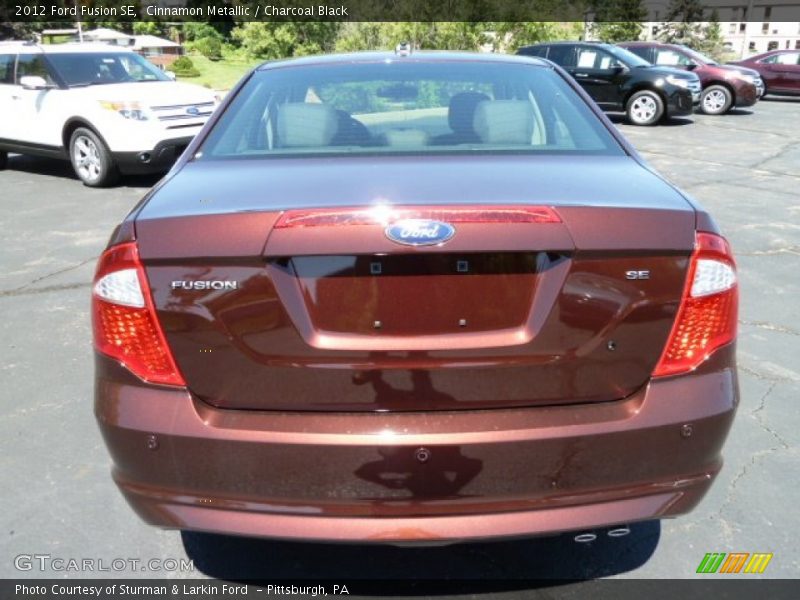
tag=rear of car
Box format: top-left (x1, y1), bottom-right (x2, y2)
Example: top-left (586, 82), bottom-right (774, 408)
top-left (94, 53), bottom-right (738, 543)
top-left (517, 42), bottom-right (700, 125)
top-left (620, 42), bottom-right (762, 114)
top-left (0, 43), bottom-right (216, 186)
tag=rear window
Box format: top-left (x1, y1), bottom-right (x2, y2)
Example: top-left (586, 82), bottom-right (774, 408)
top-left (199, 60), bottom-right (623, 160)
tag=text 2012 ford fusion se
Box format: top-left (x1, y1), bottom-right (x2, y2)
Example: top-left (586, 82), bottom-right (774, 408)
top-left (94, 51), bottom-right (738, 543)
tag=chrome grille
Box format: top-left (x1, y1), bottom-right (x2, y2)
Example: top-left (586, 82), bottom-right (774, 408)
top-left (150, 101), bottom-right (215, 123)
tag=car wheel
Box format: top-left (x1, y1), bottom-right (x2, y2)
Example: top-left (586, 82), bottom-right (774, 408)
top-left (0, 150), bottom-right (7, 170)
top-left (701, 85), bottom-right (733, 115)
top-left (625, 90), bottom-right (664, 126)
top-left (69, 127), bottom-right (119, 187)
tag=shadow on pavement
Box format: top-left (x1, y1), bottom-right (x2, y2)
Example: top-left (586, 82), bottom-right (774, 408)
top-left (3, 154), bottom-right (162, 189)
top-left (759, 95), bottom-right (800, 103)
top-left (182, 521), bottom-right (661, 591)
top-left (724, 108), bottom-right (755, 116)
top-left (607, 113), bottom-right (693, 127)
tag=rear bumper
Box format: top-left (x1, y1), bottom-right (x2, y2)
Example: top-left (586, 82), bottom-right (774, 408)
top-left (95, 345), bottom-right (737, 543)
top-left (113, 136), bottom-right (193, 175)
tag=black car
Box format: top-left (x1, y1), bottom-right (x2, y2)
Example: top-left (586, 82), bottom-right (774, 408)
top-left (518, 42), bottom-right (702, 126)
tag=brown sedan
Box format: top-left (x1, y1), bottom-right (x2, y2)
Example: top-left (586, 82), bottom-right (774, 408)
top-left (93, 51), bottom-right (739, 543)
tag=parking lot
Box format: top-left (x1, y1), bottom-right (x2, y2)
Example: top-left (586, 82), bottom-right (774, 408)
top-left (1, 98), bottom-right (798, 584)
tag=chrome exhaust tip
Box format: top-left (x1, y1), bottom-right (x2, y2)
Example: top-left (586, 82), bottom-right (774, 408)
top-left (574, 532), bottom-right (597, 543)
top-left (607, 526), bottom-right (631, 538)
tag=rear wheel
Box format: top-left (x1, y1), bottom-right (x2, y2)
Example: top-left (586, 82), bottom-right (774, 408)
top-left (625, 90), bottom-right (664, 126)
top-left (69, 127), bottom-right (119, 187)
top-left (701, 85), bottom-right (733, 115)
top-left (0, 150), bottom-right (7, 170)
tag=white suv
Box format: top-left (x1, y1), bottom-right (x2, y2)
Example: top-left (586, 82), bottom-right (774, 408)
top-left (0, 42), bottom-right (217, 186)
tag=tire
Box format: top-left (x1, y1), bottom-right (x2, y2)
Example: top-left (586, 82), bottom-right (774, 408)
top-left (69, 127), bottom-right (119, 187)
top-left (625, 90), bottom-right (664, 126)
top-left (0, 150), bottom-right (7, 170)
top-left (701, 85), bottom-right (733, 115)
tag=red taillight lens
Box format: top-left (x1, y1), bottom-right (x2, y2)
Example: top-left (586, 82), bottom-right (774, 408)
top-left (92, 242), bottom-right (185, 386)
top-left (275, 205), bottom-right (561, 228)
top-left (653, 232), bottom-right (738, 377)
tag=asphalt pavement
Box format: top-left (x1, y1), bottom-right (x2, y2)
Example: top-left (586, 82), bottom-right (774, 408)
top-left (1, 98), bottom-right (798, 584)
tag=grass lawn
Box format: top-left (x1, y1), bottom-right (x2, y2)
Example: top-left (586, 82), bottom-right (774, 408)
top-left (176, 54), bottom-right (262, 91)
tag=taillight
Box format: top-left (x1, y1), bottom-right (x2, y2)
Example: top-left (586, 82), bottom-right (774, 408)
top-left (653, 232), bottom-right (738, 377)
top-left (92, 242), bottom-right (185, 386)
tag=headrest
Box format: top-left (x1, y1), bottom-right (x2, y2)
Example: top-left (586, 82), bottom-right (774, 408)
top-left (276, 103), bottom-right (338, 148)
top-left (448, 91), bottom-right (491, 134)
top-left (473, 101), bottom-right (534, 145)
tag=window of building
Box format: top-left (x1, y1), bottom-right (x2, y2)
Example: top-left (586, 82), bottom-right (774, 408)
top-left (767, 41), bottom-right (779, 51)
top-left (762, 23), bottom-right (769, 34)
top-left (795, 40), bottom-right (800, 50)
top-left (740, 23), bottom-right (746, 33)
top-left (729, 23), bottom-right (737, 34)
top-left (749, 41), bottom-right (757, 51)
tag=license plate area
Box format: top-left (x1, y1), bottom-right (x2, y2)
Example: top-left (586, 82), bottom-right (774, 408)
top-left (289, 253), bottom-right (549, 336)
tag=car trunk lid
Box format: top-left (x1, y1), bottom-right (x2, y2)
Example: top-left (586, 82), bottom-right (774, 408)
top-left (136, 156), bottom-right (695, 412)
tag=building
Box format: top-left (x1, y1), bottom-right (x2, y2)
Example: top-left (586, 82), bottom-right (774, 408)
top-left (641, 0), bottom-right (800, 58)
top-left (132, 35), bottom-right (184, 67)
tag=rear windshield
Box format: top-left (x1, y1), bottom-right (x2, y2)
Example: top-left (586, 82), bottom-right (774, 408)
top-left (199, 60), bottom-right (624, 159)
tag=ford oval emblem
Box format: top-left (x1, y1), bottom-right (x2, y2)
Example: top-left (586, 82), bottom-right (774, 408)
top-left (385, 219), bottom-right (456, 247)
top-left (186, 106), bottom-right (200, 115)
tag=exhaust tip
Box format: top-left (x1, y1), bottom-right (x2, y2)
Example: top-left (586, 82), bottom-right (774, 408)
top-left (607, 526), bottom-right (631, 538)
top-left (574, 532), bottom-right (597, 543)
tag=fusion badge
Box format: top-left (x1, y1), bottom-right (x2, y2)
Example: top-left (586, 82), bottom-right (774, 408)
top-left (171, 281), bottom-right (238, 290)
top-left (385, 219), bottom-right (455, 247)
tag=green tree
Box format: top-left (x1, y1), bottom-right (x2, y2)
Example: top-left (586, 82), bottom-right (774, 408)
top-left (658, 0), bottom-right (706, 47)
top-left (589, 0), bottom-right (646, 42)
top-left (132, 21), bottom-right (166, 37)
top-left (183, 22), bottom-right (223, 42)
top-left (698, 10), bottom-right (727, 61)
top-left (232, 22), bottom-right (340, 59)
top-left (334, 23), bottom-right (389, 52)
top-left (169, 56), bottom-right (200, 77)
top-left (193, 36), bottom-right (223, 60)
top-left (494, 22), bottom-right (581, 53)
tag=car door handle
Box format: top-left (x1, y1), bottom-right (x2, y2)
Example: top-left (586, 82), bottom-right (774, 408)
top-left (575, 73), bottom-right (588, 78)
top-left (11, 94), bottom-right (21, 100)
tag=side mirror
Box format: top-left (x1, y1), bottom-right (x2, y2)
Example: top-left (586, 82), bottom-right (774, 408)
top-left (19, 75), bottom-right (50, 90)
top-left (686, 63), bottom-right (699, 71)
top-left (165, 71), bottom-right (177, 81)
top-left (611, 65), bottom-right (628, 75)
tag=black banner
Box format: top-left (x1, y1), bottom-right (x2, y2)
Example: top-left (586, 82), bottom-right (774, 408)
top-left (1, 0), bottom-right (800, 23)
top-left (2, 579), bottom-right (800, 599)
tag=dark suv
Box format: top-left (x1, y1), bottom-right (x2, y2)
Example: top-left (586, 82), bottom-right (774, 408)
top-left (620, 42), bottom-right (763, 114)
top-left (518, 42), bottom-right (701, 126)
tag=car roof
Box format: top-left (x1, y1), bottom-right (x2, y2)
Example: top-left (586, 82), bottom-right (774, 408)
top-left (0, 42), bottom-right (132, 54)
top-left (521, 41), bottom-right (612, 48)
top-left (256, 51), bottom-right (551, 71)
